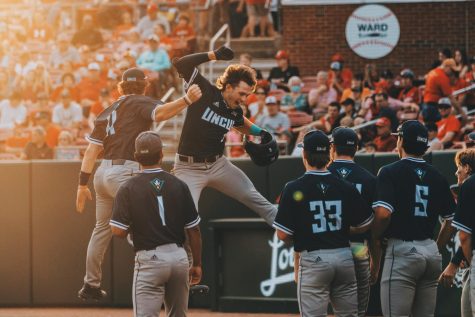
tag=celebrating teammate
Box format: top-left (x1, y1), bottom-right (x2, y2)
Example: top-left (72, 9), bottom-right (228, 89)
top-left (75, 68), bottom-right (202, 300)
top-left (371, 120), bottom-right (455, 316)
top-left (328, 127), bottom-right (376, 317)
top-left (110, 131), bottom-right (202, 317)
top-left (171, 46), bottom-right (277, 226)
top-left (273, 130), bottom-right (374, 317)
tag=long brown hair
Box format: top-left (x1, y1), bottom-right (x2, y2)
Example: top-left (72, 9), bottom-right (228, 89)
top-left (216, 64), bottom-right (256, 91)
top-left (117, 80), bottom-right (148, 95)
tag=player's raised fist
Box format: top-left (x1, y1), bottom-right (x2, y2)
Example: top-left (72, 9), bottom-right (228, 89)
top-left (213, 46), bottom-right (234, 61)
top-left (187, 84), bottom-right (202, 103)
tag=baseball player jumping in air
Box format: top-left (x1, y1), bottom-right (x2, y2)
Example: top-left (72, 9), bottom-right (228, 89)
top-left (171, 46), bottom-right (277, 226)
top-left (75, 68), bottom-right (202, 300)
top-left (274, 130), bottom-right (374, 317)
top-left (371, 120), bottom-right (455, 317)
top-left (327, 127), bottom-right (376, 317)
top-left (111, 131), bottom-right (202, 317)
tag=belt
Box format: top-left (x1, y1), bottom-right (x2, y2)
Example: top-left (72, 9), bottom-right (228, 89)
top-left (145, 243), bottom-right (183, 251)
top-left (178, 154), bottom-right (221, 164)
top-left (112, 159), bottom-right (127, 165)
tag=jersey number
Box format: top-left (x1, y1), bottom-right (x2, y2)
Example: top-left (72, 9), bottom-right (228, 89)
top-left (106, 110), bottom-right (117, 136)
top-left (309, 200), bottom-right (342, 233)
top-left (157, 196), bottom-right (166, 226)
top-left (414, 185), bottom-right (429, 217)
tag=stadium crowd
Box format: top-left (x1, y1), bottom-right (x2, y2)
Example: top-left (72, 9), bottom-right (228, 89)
top-left (0, 1), bottom-right (474, 160)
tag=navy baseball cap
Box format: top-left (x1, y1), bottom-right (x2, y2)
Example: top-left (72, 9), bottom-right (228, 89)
top-left (331, 127), bottom-right (358, 147)
top-left (391, 120), bottom-right (428, 146)
top-left (297, 130), bottom-right (330, 153)
top-left (122, 67), bottom-right (147, 82)
top-left (135, 131), bottom-right (163, 155)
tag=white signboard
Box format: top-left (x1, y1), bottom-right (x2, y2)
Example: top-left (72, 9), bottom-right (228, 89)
top-left (345, 4), bottom-right (400, 59)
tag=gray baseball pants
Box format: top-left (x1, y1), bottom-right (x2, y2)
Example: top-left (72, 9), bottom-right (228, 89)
top-left (173, 155), bottom-right (277, 226)
top-left (84, 159), bottom-right (139, 288)
top-left (133, 244), bottom-right (189, 317)
top-left (381, 239), bottom-right (442, 317)
top-left (350, 242), bottom-right (370, 317)
top-left (461, 269), bottom-right (471, 317)
top-left (298, 247), bottom-right (358, 317)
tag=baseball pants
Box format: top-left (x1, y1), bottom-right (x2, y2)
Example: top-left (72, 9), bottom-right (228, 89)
top-left (133, 243), bottom-right (189, 317)
top-left (381, 239), bottom-right (442, 317)
top-left (84, 159), bottom-right (139, 288)
top-left (298, 247), bottom-right (358, 317)
top-left (173, 155), bottom-right (277, 226)
top-left (461, 269), bottom-right (471, 317)
top-left (350, 242), bottom-right (370, 317)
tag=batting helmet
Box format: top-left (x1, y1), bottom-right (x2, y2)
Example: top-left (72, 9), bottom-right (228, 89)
top-left (244, 131), bottom-right (279, 166)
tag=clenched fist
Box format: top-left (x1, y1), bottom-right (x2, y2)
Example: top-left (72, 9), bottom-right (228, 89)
top-left (213, 46), bottom-right (234, 61)
top-left (186, 84), bottom-right (202, 104)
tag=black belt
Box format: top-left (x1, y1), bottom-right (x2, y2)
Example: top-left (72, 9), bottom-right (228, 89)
top-left (178, 154), bottom-right (221, 164)
top-left (112, 159), bottom-right (127, 165)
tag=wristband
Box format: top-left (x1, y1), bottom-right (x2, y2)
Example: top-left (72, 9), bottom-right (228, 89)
top-left (183, 95), bottom-right (192, 106)
top-left (79, 171), bottom-right (91, 186)
top-left (249, 124), bottom-right (263, 136)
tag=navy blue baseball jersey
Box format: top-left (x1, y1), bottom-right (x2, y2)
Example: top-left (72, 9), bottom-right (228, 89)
top-left (372, 157), bottom-right (455, 240)
top-left (328, 159), bottom-right (376, 242)
top-left (452, 174), bottom-right (475, 235)
top-left (273, 170), bottom-right (374, 252)
top-left (174, 55), bottom-right (245, 157)
top-left (110, 168), bottom-right (200, 252)
top-left (87, 95), bottom-right (162, 161)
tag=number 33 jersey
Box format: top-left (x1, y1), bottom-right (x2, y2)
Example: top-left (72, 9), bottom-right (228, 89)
top-left (273, 170), bottom-right (374, 252)
top-left (87, 95), bottom-right (163, 160)
top-left (372, 157), bottom-right (455, 241)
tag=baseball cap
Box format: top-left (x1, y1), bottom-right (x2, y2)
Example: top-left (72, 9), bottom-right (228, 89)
top-left (297, 130), bottom-right (330, 153)
top-left (391, 120), bottom-right (428, 146)
top-left (135, 131), bottom-right (163, 155)
top-left (331, 53), bottom-right (344, 62)
top-left (341, 98), bottom-right (355, 106)
top-left (400, 68), bottom-right (415, 79)
top-left (442, 58), bottom-right (457, 71)
top-left (331, 127), bottom-right (358, 147)
top-left (265, 96), bottom-right (278, 105)
top-left (147, 3), bottom-right (158, 12)
top-left (122, 67), bottom-right (147, 82)
top-left (330, 61), bottom-right (342, 71)
top-left (275, 50), bottom-right (289, 60)
top-left (88, 62), bottom-right (100, 71)
top-left (375, 117), bottom-right (391, 127)
top-left (438, 97), bottom-right (451, 108)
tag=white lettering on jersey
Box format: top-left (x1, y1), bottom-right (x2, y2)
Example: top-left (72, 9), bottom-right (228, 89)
top-left (201, 107), bottom-right (235, 130)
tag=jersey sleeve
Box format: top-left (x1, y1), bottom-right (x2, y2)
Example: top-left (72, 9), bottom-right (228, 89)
top-left (452, 180), bottom-right (475, 234)
top-left (86, 119), bottom-right (107, 146)
top-left (182, 183), bottom-right (201, 229)
top-left (272, 184), bottom-right (296, 236)
top-left (372, 167), bottom-right (396, 213)
top-left (110, 186), bottom-right (131, 231)
top-left (347, 185), bottom-right (374, 228)
top-left (438, 178), bottom-right (456, 220)
top-left (141, 99), bottom-right (163, 122)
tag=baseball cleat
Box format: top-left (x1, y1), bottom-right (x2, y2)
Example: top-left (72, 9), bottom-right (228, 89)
top-left (190, 284), bottom-right (209, 295)
top-left (78, 283), bottom-right (107, 301)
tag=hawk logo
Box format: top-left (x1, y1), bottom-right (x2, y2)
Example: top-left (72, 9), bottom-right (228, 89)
top-left (318, 183), bottom-right (329, 195)
top-left (150, 178), bottom-right (165, 193)
top-left (337, 167), bottom-right (352, 179)
top-left (414, 168), bottom-right (426, 181)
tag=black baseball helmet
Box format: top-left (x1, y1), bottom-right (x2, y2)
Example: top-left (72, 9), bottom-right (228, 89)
top-left (244, 133), bottom-right (279, 166)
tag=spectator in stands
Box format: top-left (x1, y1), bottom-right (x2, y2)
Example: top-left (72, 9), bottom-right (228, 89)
top-left (248, 85), bottom-right (268, 122)
top-left (280, 76), bottom-right (308, 113)
top-left (137, 3), bottom-right (170, 40)
top-left (256, 96), bottom-right (290, 141)
top-left (20, 126), bottom-right (53, 160)
top-left (51, 73), bottom-right (80, 103)
top-left (154, 24), bottom-right (172, 52)
top-left (363, 63), bottom-right (379, 90)
top-left (34, 111), bottom-right (60, 149)
top-left (375, 69), bottom-right (398, 98)
top-left (437, 97), bottom-right (461, 148)
top-left (52, 90), bottom-right (83, 131)
top-left (423, 58), bottom-right (462, 123)
top-left (55, 130), bottom-right (80, 160)
top-left (170, 13), bottom-right (196, 55)
top-left (28, 11), bottom-right (54, 42)
top-left (114, 11), bottom-right (134, 40)
top-left (464, 56), bottom-right (475, 110)
top-left (88, 88), bottom-right (111, 129)
top-left (454, 49), bottom-right (469, 79)
top-left (308, 70), bottom-right (337, 112)
top-left (398, 69), bottom-right (420, 104)
top-left (373, 117), bottom-right (397, 152)
top-left (374, 92), bottom-right (399, 132)
top-left (117, 31), bottom-right (146, 57)
top-left (31, 61), bottom-right (53, 99)
top-left (364, 142), bottom-right (377, 153)
top-left (49, 33), bottom-right (80, 68)
top-left (322, 101), bottom-right (341, 133)
top-left (229, 0), bottom-right (247, 38)
top-left (438, 48), bottom-right (452, 63)
top-left (240, 0), bottom-right (273, 38)
top-left (0, 92), bottom-right (27, 129)
top-left (341, 98), bottom-right (357, 120)
top-left (72, 15), bottom-right (103, 51)
top-left (426, 122), bottom-right (443, 151)
top-left (76, 62), bottom-right (107, 106)
top-left (328, 54), bottom-right (353, 97)
top-left (239, 53), bottom-right (263, 80)
top-left (341, 74), bottom-right (371, 111)
top-left (268, 50), bottom-right (299, 92)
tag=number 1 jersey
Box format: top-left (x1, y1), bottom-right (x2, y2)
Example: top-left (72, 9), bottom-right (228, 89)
top-left (273, 170), bottom-right (374, 252)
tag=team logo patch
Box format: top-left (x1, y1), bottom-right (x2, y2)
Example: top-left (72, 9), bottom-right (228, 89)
top-left (213, 101), bottom-right (220, 108)
top-left (336, 167), bottom-right (352, 179)
top-left (150, 178), bottom-right (165, 193)
top-left (414, 168), bottom-right (426, 180)
top-left (318, 183), bottom-right (329, 195)
top-left (293, 190), bottom-right (304, 202)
